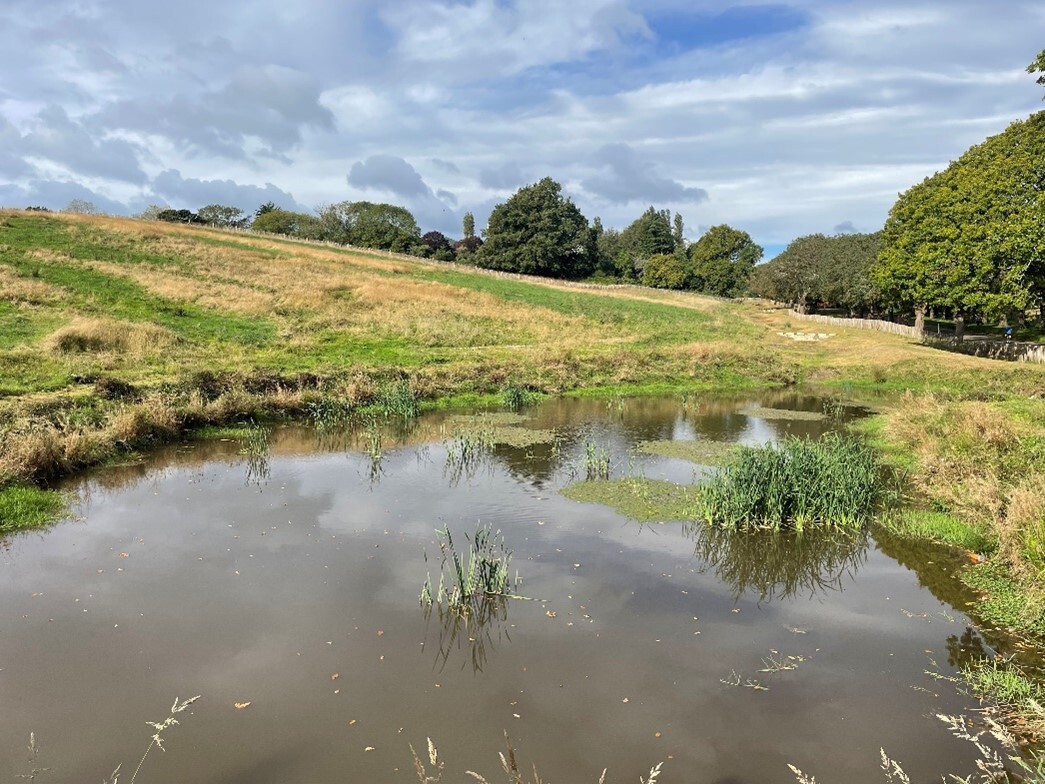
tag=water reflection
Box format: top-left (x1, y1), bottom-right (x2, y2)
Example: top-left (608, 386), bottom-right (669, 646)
top-left (685, 523), bottom-right (869, 602)
top-left (422, 597), bottom-right (512, 673)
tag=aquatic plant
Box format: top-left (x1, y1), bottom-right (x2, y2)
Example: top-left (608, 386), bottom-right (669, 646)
top-left (308, 398), bottom-right (354, 430)
top-left (501, 380), bottom-right (537, 412)
top-left (375, 379), bottom-right (419, 420)
top-left (420, 524), bottom-right (519, 613)
top-left (584, 441), bottom-right (611, 481)
top-left (698, 434), bottom-right (884, 530)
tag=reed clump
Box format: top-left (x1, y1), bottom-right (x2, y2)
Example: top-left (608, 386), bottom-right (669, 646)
top-left (698, 434), bottom-right (884, 530)
top-left (420, 524), bottom-right (519, 613)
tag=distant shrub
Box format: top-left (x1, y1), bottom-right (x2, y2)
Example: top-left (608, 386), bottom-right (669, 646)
top-left (642, 253), bottom-right (691, 290)
top-left (157, 208), bottom-right (204, 224)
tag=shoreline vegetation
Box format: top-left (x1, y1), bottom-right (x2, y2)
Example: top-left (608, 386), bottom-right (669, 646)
top-left (2, 211), bottom-right (1045, 751)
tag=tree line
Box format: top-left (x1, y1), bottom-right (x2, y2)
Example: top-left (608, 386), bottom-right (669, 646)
top-left (756, 49), bottom-right (1045, 336)
top-left (134, 179), bottom-right (763, 297)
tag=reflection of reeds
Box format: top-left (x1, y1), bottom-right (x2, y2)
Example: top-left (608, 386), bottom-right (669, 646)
top-left (698, 434), bottom-right (884, 530)
top-left (444, 431), bottom-right (494, 485)
top-left (423, 593), bottom-right (511, 673)
top-left (686, 522), bottom-right (869, 602)
top-left (242, 422), bottom-right (270, 484)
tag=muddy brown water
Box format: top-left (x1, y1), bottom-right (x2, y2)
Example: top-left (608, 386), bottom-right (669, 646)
top-left (0, 393), bottom-right (1000, 783)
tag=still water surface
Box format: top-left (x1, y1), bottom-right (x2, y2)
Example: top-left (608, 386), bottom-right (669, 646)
top-left (0, 394), bottom-right (994, 782)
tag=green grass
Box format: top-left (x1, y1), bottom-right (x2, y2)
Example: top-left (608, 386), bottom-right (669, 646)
top-left (698, 434), bottom-right (885, 530)
top-left (0, 301), bottom-right (63, 349)
top-left (877, 509), bottom-right (996, 553)
top-left (0, 486), bottom-right (67, 532)
top-left (962, 561), bottom-right (1045, 638)
top-left (0, 216), bottom-right (275, 346)
top-left (415, 266), bottom-right (733, 345)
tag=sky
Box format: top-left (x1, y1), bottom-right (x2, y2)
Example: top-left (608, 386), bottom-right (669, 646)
top-left (0, 1), bottom-right (1042, 256)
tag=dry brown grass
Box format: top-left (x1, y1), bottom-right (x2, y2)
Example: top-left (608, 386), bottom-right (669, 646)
top-left (44, 317), bottom-right (178, 356)
top-left (884, 393), bottom-right (1045, 580)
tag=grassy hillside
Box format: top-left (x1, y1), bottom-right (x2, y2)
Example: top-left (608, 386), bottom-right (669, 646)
top-left (2, 210), bottom-right (1045, 560)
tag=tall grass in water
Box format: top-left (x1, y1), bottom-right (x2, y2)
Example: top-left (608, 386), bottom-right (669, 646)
top-left (501, 380), bottom-right (537, 412)
top-left (585, 441), bottom-right (612, 481)
top-left (420, 524), bottom-right (518, 613)
top-left (699, 434), bottom-right (884, 530)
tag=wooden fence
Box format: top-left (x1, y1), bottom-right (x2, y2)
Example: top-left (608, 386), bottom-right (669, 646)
top-left (790, 310), bottom-right (1045, 365)
top-left (788, 310), bottom-right (922, 338)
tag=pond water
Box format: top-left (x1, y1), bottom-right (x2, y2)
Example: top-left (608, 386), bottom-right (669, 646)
top-left (0, 393), bottom-right (999, 783)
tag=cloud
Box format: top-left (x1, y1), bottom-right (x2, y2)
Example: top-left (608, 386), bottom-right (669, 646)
top-left (348, 155), bottom-right (432, 199)
top-left (582, 143), bottom-right (709, 206)
top-left (21, 105), bottom-right (147, 183)
top-left (149, 169), bottom-right (308, 213)
top-left (95, 66), bottom-right (335, 160)
top-left (345, 154), bottom-right (462, 235)
top-left (833, 221), bottom-right (857, 234)
top-left (478, 162), bottom-right (526, 191)
top-left (0, 179), bottom-right (129, 214)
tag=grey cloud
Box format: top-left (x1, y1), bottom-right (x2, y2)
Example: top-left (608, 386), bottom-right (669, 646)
top-left (833, 221), bottom-right (857, 234)
top-left (345, 154), bottom-right (462, 235)
top-left (23, 106), bottom-right (146, 183)
top-left (429, 158), bottom-right (460, 174)
top-left (582, 143), bottom-right (709, 205)
top-left (0, 180), bottom-right (129, 214)
top-left (348, 155), bottom-right (432, 199)
top-left (95, 66), bottom-right (334, 160)
top-left (150, 169), bottom-right (308, 213)
top-left (478, 162), bottom-right (525, 191)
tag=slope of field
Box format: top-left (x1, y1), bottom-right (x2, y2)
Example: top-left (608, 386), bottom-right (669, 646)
top-left (2, 210), bottom-right (1044, 541)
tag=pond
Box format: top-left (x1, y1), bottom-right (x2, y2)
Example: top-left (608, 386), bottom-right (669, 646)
top-left (0, 393), bottom-right (999, 783)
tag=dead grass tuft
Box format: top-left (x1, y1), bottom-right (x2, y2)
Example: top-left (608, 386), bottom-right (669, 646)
top-left (45, 318), bottom-right (178, 356)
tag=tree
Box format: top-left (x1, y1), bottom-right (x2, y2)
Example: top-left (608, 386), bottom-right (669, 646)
top-left (757, 234), bottom-right (829, 312)
top-left (136, 205), bottom-right (166, 221)
top-left (476, 177), bottom-right (593, 279)
top-left (689, 225), bottom-right (762, 297)
top-left (198, 204), bottom-right (248, 228)
top-left (642, 253), bottom-right (691, 289)
top-left (454, 235), bottom-right (483, 261)
top-left (875, 110), bottom-right (1045, 335)
top-left (157, 208), bottom-right (204, 224)
top-left (316, 201), bottom-right (421, 251)
top-left (463, 212), bottom-right (476, 239)
top-left (252, 208), bottom-right (320, 237)
top-left (421, 230), bottom-right (455, 261)
top-left (255, 202), bottom-right (277, 220)
top-left (672, 212), bottom-right (685, 254)
top-left (1030, 48), bottom-right (1045, 99)
top-left (620, 206), bottom-right (676, 261)
top-left (63, 198), bottom-right (96, 215)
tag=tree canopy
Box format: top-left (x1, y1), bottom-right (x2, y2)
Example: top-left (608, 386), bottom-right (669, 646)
top-left (316, 201), bottom-right (421, 252)
top-left (874, 111), bottom-right (1045, 324)
top-left (751, 232), bottom-right (882, 315)
top-left (689, 224), bottom-right (762, 297)
top-left (1030, 48), bottom-right (1045, 99)
top-left (477, 177), bottom-right (593, 279)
